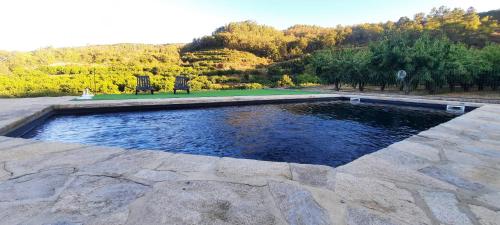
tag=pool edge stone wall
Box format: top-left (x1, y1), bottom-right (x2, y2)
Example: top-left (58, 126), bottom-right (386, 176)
top-left (0, 94), bottom-right (498, 225)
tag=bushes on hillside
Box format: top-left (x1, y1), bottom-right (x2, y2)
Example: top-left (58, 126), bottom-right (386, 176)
top-left (277, 75), bottom-right (295, 87)
top-left (188, 76), bottom-right (212, 91)
top-left (0, 73), bottom-right (266, 97)
top-left (239, 83), bottom-right (263, 89)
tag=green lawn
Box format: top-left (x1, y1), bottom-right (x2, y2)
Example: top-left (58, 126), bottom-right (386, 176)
top-left (86, 89), bottom-right (320, 100)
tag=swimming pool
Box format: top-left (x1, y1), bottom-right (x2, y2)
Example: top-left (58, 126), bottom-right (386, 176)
top-left (23, 101), bottom-right (456, 167)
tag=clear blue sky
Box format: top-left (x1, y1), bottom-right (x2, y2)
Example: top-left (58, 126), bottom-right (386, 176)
top-left (0, 0), bottom-right (498, 51)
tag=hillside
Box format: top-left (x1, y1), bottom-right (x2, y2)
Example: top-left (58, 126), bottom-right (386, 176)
top-left (0, 6), bottom-right (499, 97)
top-left (0, 43), bottom-right (271, 97)
top-left (0, 44), bottom-right (271, 75)
top-left (479, 9), bottom-right (500, 21)
top-left (181, 48), bottom-right (270, 71)
top-left (184, 7), bottom-right (499, 60)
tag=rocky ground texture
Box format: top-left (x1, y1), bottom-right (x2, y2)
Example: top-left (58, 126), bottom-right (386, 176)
top-left (0, 95), bottom-right (498, 225)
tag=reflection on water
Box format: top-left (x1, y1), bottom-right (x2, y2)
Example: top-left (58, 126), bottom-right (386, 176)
top-left (23, 101), bottom-right (455, 167)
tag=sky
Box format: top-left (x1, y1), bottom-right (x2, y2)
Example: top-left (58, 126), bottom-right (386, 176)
top-left (0, 0), bottom-right (499, 51)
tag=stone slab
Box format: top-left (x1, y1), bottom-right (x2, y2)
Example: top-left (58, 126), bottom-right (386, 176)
top-left (469, 205), bottom-right (500, 225)
top-left (421, 191), bottom-right (473, 225)
top-left (268, 181), bottom-right (331, 225)
top-left (0, 94), bottom-right (498, 225)
top-left (126, 180), bottom-right (285, 225)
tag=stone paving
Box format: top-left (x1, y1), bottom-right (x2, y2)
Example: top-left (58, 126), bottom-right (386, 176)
top-left (0, 94), bottom-right (499, 225)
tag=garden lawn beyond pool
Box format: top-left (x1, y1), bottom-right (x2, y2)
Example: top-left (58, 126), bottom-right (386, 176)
top-left (86, 89), bottom-right (320, 100)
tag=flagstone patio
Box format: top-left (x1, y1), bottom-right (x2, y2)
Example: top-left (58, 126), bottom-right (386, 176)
top-left (0, 94), bottom-right (498, 225)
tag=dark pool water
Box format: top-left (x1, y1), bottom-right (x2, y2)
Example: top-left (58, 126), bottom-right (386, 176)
top-left (23, 101), bottom-right (455, 167)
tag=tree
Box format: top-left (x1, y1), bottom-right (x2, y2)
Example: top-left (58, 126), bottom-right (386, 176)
top-left (368, 32), bottom-right (415, 91)
top-left (444, 44), bottom-right (490, 91)
top-left (411, 34), bottom-right (450, 93)
top-left (347, 49), bottom-right (372, 91)
top-left (479, 44), bottom-right (500, 90)
top-left (369, 41), bottom-right (395, 91)
top-left (305, 49), bottom-right (344, 90)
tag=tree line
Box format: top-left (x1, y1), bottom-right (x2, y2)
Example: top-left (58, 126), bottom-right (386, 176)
top-left (184, 7), bottom-right (499, 60)
top-left (291, 32), bottom-right (500, 93)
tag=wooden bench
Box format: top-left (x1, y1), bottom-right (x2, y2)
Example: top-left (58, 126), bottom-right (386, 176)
top-left (174, 76), bottom-right (190, 94)
top-left (135, 76), bottom-right (155, 95)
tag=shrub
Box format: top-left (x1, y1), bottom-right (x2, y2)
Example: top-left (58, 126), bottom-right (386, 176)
top-left (299, 82), bottom-right (320, 87)
top-left (244, 74), bottom-right (272, 85)
top-left (208, 75), bottom-right (241, 83)
top-left (241, 83), bottom-right (263, 89)
top-left (188, 81), bottom-right (203, 91)
top-left (150, 75), bottom-right (175, 92)
top-left (276, 75), bottom-right (294, 87)
top-left (296, 73), bottom-right (320, 84)
top-left (208, 83), bottom-right (231, 90)
top-left (188, 75), bottom-right (212, 91)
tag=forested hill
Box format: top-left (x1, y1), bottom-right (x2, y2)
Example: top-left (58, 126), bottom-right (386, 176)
top-left (479, 9), bottom-right (500, 21)
top-left (0, 44), bottom-right (272, 96)
top-left (1, 6), bottom-right (498, 71)
top-left (0, 44), bottom-right (181, 72)
top-left (184, 6), bottom-right (499, 60)
top-left (0, 6), bottom-right (499, 97)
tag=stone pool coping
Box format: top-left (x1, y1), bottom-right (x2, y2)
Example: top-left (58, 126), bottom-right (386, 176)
top-left (0, 94), bottom-right (499, 225)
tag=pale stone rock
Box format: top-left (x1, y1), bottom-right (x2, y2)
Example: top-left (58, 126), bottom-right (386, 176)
top-left (387, 140), bottom-right (441, 162)
top-left (0, 136), bottom-right (11, 142)
top-left (461, 143), bottom-right (500, 158)
top-left (420, 127), bottom-right (479, 144)
top-left (0, 140), bottom-right (85, 162)
top-left (335, 172), bottom-right (432, 225)
top-left (290, 163), bottom-right (335, 189)
top-left (268, 181), bottom-right (331, 225)
top-left (440, 120), bottom-right (500, 141)
top-left (371, 147), bottom-right (433, 170)
top-left (403, 134), bottom-right (451, 155)
top-left (0, 201), bottom-right (54, 225)
top-left (81, 150), bottom-right (170, 176)
top-left (25, 215), bottom-right (85, 225)
top-left (1, 94), bottom-right (500, 225)
top-left (469, 205), bottom-right (500, 225)
top-left (156, 153), bottom-right (219, 173)
top-left (217, 157), bottom-right (291, 180)
top-left (419, 165), bottom-right (493, 191)
top-left (475, 192), bottom-right (500, 209)
top-left (126, 180), bottom-right (285, 225)
top-left (421, 191), bottom-right (473, 225)
top-left (0, 137), bottom-right (38, 151)
top-left (5, 146), bottom-right (124, 177)
top-left (337, 155), bottom-right (456, 191)
top-left (0, 162), bottom-right (11, 181)
top-left (0, 167), bottom-right (74, 202)
top-left (444, 149), bottom-right (489, 167)
top-left (28, 211), bottom-right (130, 225)
top-left (31, 175), bottom-right (151, 225)
top-left (302, 186), bottom-right (346, 225)
top-left (445, 163), bottom-right (500, 190)
top-left (346, 207), bottom-right (398, 225)
top-left (130, 169), bottom-right (184, 183)
top-left (51, 175), bottom-right (150, 215)
top-left (419, 165), bottom-right (483, 191)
